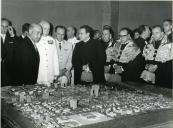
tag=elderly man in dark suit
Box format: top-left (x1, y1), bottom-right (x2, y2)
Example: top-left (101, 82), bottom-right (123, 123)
top-left (14, 23), bottom-right (42, 85)
top-left (1, 18), bottom-right (17, 86)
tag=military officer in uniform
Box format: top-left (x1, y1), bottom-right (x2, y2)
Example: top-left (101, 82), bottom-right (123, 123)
top-left (55, 25), bottom-right (73, 84)
top-left (36, 20), bottom-right (59, 86)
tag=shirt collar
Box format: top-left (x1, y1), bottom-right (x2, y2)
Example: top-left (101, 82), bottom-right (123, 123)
top-left (108, 40), bottom-right (114, 47)
top-left (121, 40), bottom-right (130, 45)
top-left (83, 37), bottom-right (90, 43)
top-left (22, 35), bottom-right (25, 39)
top-left (68, 37), bottom-right (77, 41)
top-left (41, 35), bottom-right (50, 39)
top-left (56, 39), bottom-right (65, 44)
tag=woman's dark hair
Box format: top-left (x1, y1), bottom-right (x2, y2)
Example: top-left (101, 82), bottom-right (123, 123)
top-left (138, 25), bottom-right (149, 35)
top-left (132, 28), bottom-right (139, 39)
top-left (22, 23), bottom-right (30, 33)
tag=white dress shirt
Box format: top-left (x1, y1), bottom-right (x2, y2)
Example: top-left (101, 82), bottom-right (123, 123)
top-left (1, 34), bottom-right (6, 43)
top-left (55, 39), bottom-right (73, 71)
top-left (67, 37), bottom-right (79, 50)
top-left (36, 36), bottom-right (59, 85)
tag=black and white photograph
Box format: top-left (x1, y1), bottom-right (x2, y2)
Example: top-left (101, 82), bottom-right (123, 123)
top-left (1, 0), bottom-right (173, 128)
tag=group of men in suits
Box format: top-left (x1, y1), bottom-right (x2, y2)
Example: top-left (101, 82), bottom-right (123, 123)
top-left (1, 18), bottom-right (106, 87)
top-left (1, 19), bottom-right (77, 86)
top-left (1, 18), bottom-right (41, 86)
top-left (1, 18), bottom-right (172, 89)
top-left (101, 20), bottom-right (172, 89)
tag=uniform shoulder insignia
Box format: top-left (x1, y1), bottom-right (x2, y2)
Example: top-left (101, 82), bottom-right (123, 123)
top-left (48, 40), bottom-right (54, 44)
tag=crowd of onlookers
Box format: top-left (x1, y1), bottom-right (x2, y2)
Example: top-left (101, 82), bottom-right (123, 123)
top-left (1, 18), bottom-right (172, 89)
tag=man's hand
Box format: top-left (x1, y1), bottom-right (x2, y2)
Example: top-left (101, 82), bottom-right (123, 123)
top-left (82, 65), bottom-right (88, 71)
top-left (59, 68), bottom-right (68, 76)
top-left (113, 64), bottom-right (123, 74)
top-left (104, 65), bottom-right (110, 73)
top-left (148, 64), bottom-right (158, 73)
top-left (8, 26), bottom-right (15, 37)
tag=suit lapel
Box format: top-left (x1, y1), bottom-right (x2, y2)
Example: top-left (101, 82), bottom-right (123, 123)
top-left (25, 37), bottom-right (40, 59)
top-left (4, 34), bottom-right (9, 45)
top-left (25, 37), bottom-right (37, 52)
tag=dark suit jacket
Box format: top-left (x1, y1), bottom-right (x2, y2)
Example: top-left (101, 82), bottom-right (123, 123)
top-left (134, 37), bottom-right (146, 51)
top-left (167, 32), bottom-right (172, 42)
top-left (72, 39), bottom-right (106, 84)
top-left (1, 33), bottom-right (17, 86)
top-left (14, 36), bottom-right (40, 85)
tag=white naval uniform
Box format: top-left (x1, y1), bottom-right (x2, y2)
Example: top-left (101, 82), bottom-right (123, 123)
top-left (36, 36), bottom-right (59, 85)
top-left (67, 37), bottom-right (79, 85)
top-left (55, 39), bottom-right (73, 82)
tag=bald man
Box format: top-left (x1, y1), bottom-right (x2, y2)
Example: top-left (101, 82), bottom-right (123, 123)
top-left (36, 20), bottom-right (59, 86)
top-left (67, 26), bottom-right (79, 49)
top-left (14, 23), bottom-right (42, 85)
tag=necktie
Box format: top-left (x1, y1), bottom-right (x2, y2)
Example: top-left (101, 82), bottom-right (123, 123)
top-left (59, 42), bottom-right (61, 50)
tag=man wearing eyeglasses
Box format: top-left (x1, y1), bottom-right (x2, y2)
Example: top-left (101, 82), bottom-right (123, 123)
top-left (112, 28), bottom-right (140, 82)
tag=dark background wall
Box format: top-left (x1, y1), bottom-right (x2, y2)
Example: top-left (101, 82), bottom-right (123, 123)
top-left (2, 0), bottom-right (115, 36)
top-left (118, 1), bottom-right (172, 31)
top-left (1, 0), bottom-right (172, 38)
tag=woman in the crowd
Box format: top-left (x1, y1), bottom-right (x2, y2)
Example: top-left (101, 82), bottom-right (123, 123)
top-left (111, 28), bottom-right (141, 82)
top-left (141, 25), bottom-right (173, 88)
top-left (133, 28), bottom-right (140, 40)
top-left (93, 30), bottom-right (102, 40)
